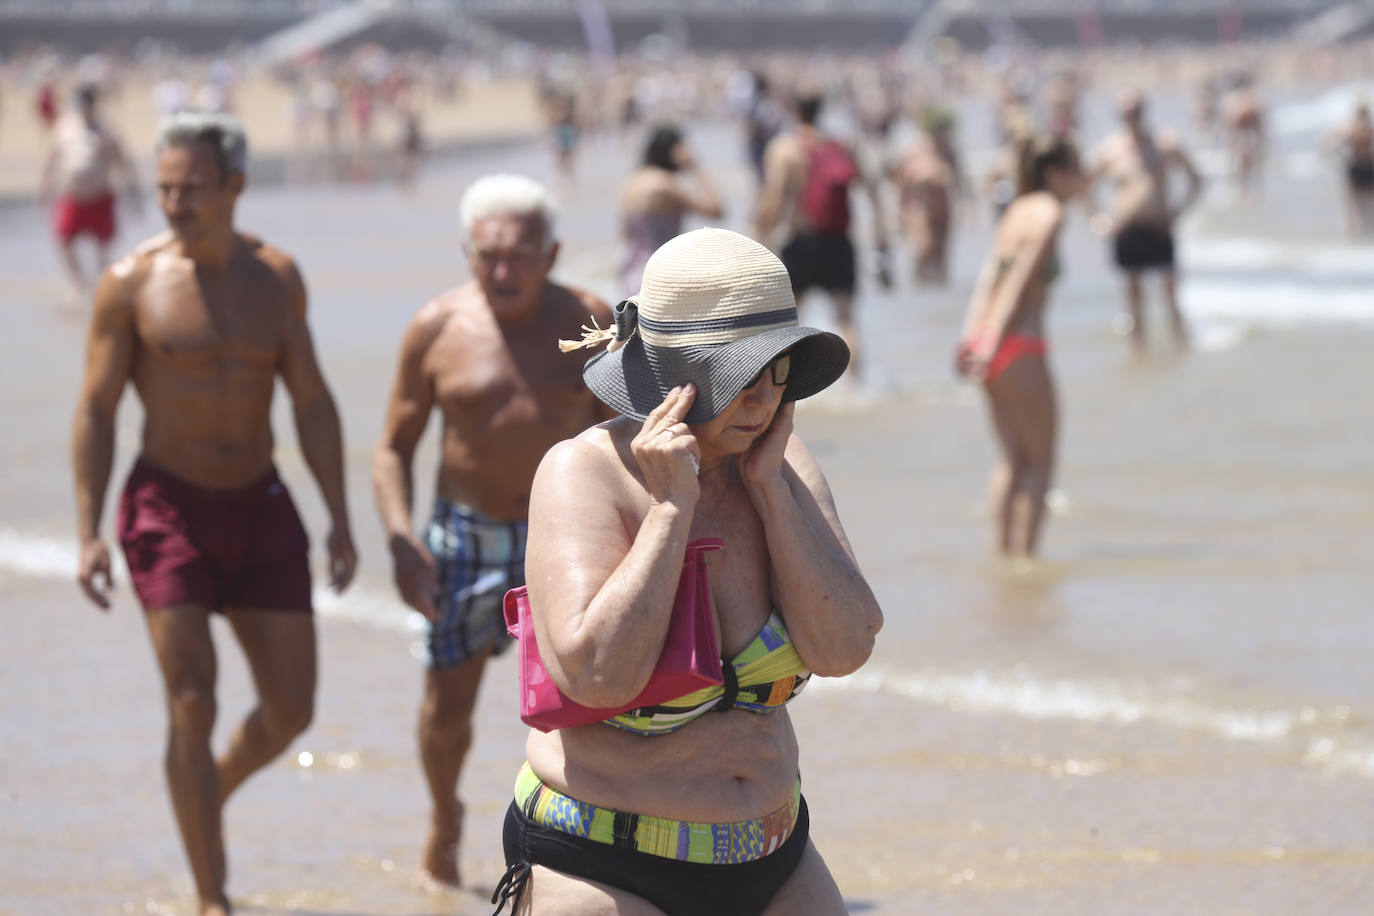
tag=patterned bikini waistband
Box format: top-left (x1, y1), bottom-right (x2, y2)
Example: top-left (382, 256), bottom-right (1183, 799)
top-left (513, 762), bottom-right (800, 865)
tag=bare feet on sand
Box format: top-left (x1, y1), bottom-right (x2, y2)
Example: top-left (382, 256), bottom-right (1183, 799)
top-left (201, 897), bottom-right (230, 916)
top-left (417, 802), bottom-right (463, 890)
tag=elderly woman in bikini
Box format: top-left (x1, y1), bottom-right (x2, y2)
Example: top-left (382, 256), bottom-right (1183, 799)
top-left (492, 228), bottom-right (883, 915)
top-left (957, 133), bottom-right (1086, 558)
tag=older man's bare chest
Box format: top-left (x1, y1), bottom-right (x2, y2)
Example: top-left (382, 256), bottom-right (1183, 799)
top-left (428, 311), bottom-right (593, 439)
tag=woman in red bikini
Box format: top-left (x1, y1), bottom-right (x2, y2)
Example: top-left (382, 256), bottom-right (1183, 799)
top-left (957, 133), bottom-right (1085, 557)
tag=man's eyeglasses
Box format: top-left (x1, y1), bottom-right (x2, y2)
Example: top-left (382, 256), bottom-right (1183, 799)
top-left (745, 354), bottom-right (791, 389)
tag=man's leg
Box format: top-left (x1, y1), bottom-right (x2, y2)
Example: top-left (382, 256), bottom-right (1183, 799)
top-left (1124, 270), bottom-right (1146, 355)
top-left (145, 603), bottom-right (230, 916)
top-left (217, 609), bottom-right (316, 802)
top-left (57, 238), bottom-right (90, 297)
top-left (1160, 268), bottom-right (1189, 350)
top-left (831, 291), bottom-right (861, 380)
top-left (418, 650), bottom-right (491, 887)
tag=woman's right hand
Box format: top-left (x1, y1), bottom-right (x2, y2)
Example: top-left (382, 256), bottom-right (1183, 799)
top-left (632, 384), bottom-right (702, 507)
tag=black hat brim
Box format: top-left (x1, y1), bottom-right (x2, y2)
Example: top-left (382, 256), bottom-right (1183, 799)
top-left (582, 326), bottom-right (850, 424)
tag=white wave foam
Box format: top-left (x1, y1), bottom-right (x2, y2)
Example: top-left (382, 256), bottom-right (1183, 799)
top-left (817, 667), bottom-right (1374, 778)
top-left (818, 667), bottom-right (1300, 740)
top-left (1270, 82), bottom-right (1374, 137)
top-left (1185, 237), bottom-right (1374, 279)
top-left (1171, 241), bottom-right (1374, 350)
top-left (0, 527), bottom-right (415, 633)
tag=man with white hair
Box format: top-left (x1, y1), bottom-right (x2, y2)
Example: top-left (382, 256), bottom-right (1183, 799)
top-left (372, 172), bottom-right (613, 889)
top-left (72, 111), bottom-right (357, 916)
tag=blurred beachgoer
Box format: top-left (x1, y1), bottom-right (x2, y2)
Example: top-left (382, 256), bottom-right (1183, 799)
top-left (394, 87), bottom-right (425, 193)
top-left (1222, 72), bottom-right (1265, 194)
top-left (71, 111), bottom-right (357, 916)
top-left (493, 227), bottom-right (881, 915)
top-left (983, 143), bottom-right (1020, 225)
top-left (891, 109), bottom-right (964, 286)
top-left (311, 75), bottom-right (343, 169)
top-left (617, 124), bottom-right (723, 297)
top-left (742, 71), bottom-right (784, 188)
top-left (544, 89), bottom-right (580, 179)
top-left (756, 93), bottom-right (888, 381)
top-left (892, 131), bottom-right (954, 286)
top-left (372, 174), bottom-right (613, 890)
top-left (1088, 90), bottom-right (1203, 355)
top-left (1328, 101), bottom-right (1374, 235)
top-left (957, 135), bottom-right (1085, 558)
top-left (1193, 73), bottom-right (1220, 140)
top-left (349, 77), bottom-right (376, 148)
top-left (37, 84), bottom-right (141, 300)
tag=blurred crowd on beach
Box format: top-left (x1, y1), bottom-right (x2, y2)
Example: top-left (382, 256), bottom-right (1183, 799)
top-left (8, 31), bottom-right (1374, 194)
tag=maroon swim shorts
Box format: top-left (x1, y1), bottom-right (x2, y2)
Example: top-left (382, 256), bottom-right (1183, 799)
top-left (117, 458), bottom-right (312, 613)
top-left (53, 192), bottom-right (116, 243)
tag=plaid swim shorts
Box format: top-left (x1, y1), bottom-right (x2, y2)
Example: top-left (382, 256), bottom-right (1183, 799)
top-left (424, 500), bottom-right (527, 669)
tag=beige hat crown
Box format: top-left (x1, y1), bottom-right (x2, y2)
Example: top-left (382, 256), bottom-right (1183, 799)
top-left (560, 228), bottom-right (798, 353)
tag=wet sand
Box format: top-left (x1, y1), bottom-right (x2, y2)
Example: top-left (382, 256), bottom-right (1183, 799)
top-left (2, 82), bottom-right (1373, 914)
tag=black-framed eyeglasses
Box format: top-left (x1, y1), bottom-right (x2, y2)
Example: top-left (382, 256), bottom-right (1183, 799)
top-left (745, 354), bottom-right (791, 389)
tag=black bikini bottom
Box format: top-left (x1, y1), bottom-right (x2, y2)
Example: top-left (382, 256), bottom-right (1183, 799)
top-left (493, 794), bottom-right (810, 915)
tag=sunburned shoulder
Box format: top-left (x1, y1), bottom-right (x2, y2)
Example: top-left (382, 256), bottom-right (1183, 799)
top-left (539, 424), bottom-right (624, 482)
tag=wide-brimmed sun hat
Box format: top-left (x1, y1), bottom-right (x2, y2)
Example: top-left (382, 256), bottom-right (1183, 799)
top-left (561, 227), bottom-right (849, 423)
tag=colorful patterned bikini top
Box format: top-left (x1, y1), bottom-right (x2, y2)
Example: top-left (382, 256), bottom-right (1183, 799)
top-left (604, 610), bottom-right (812, 736)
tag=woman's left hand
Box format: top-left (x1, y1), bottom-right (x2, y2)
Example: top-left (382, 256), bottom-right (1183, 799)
top-left (737, 401), bottom-right (794, 496)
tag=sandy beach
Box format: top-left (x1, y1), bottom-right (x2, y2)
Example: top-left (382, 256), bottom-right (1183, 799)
top-left (0, 71), bottom-right (546, 202)
top-left (2, 66), bottom-right (1373, 915)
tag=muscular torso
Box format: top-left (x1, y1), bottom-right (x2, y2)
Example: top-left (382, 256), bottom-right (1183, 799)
top-left (427, 283), bottom-right (609, 521)
top-left (128, 233), bottom-right (295, 488)
top-left (1098, 130), bottom-right (1172, 228)
top-left (526, 420), bottom-right (802, 822)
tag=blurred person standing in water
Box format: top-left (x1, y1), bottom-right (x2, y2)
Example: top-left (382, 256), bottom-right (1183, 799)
top-left (1328, 100), bottom-right (1374, 236)
top-left (958, 135), bottom-right (1086, 558)
top-left (1222, 72), bottom-right (1266, 196)
top-left (1088, 90), bottom-right (1203, 356)
top-left (756, 93), bottom-right (887, 383)
top-left (71, 111), bottom-right (357, 916)
top-left (617, 124), bottom-right (723, 297)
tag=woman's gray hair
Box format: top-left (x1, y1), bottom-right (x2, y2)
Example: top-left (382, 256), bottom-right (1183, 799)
top-left (156, 110), bottom-right (248, 180)
top-left (460, 173), bottom-right (558, 251)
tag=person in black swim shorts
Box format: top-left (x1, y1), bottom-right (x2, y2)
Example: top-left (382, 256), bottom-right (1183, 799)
top-left (1088, 90), bottom-right (1203, 356)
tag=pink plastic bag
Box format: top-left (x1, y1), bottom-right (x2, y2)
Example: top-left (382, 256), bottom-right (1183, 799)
top-left (503, 539), bottom-right (726, 733)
